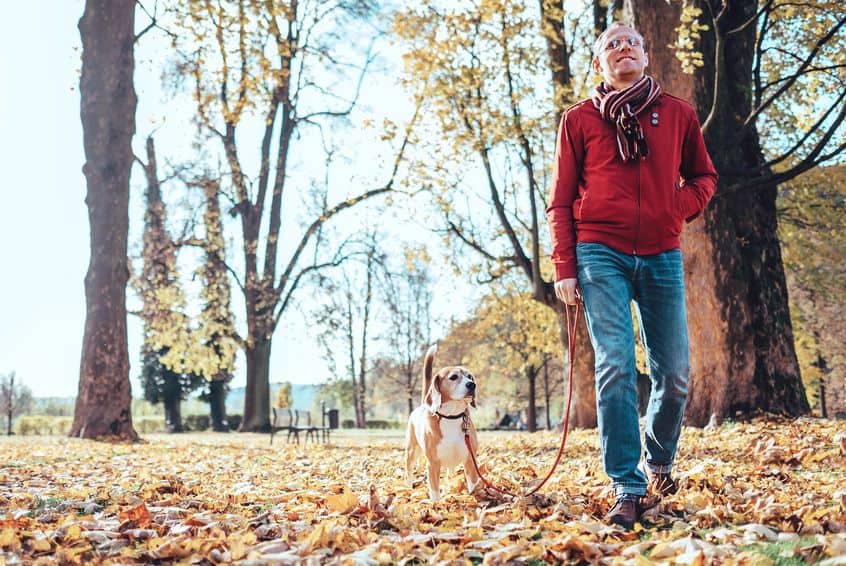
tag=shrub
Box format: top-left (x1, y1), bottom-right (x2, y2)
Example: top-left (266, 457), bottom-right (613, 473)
top-left (184, 415), bottom-right (210, 431)
top-left (227, 414), bottom-right (242, 431)
top-left (15, 416), bottom-right (72, 435)
top-left (133, 416), bottom-right (167, 434)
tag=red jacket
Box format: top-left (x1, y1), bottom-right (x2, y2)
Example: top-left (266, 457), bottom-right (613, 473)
top-left (546, 93), bottom-right (718, 281)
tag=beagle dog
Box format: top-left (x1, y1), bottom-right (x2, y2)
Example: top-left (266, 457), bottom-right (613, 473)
top-left (404, 344), bottom-right (479, 502)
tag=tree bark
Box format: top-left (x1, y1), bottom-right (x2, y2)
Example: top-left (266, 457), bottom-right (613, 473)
top-left (5, 374), bottom-right (12, 435)
top-left (240, 337), bottom-right (272, 432)
top-left (356, 251), bottom-right (374, 428)
top-left (209, 379), bottom-right (229, 431)
top-left (163, 376), bottom-right (183, 433)
top-left (593, 0), bottom-right (607, 34)
top-left (71, 0), bottom-right (138, 440)
top-left (526, 365), bottom-right (538, 432)
top-left (627, 0), bottom-right (809, 425)
top-left (539, 0), bottom-right (572, 126)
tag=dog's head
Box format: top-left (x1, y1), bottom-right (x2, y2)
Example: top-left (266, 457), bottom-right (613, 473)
top-left (425, 366), bottom-right (477, 413)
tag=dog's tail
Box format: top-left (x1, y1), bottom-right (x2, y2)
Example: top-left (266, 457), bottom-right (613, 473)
top-left (421, 344), bottom-right (437, 404)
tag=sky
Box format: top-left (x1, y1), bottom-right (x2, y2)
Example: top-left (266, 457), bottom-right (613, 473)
top-left (0, 1), bottom-right (475, 399)
top-left (1, 2), bottom-right (90, 398)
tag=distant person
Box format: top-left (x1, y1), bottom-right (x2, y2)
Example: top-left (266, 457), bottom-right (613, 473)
top-left (546, 22), bottom-right (717, 529)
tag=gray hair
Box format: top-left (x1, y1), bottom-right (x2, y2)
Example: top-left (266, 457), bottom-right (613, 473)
top-left (592, 22), bottom-right (646, 60)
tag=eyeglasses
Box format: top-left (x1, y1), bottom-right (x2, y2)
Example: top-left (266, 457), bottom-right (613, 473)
top-left (604, 36), bottom-right (642, 50)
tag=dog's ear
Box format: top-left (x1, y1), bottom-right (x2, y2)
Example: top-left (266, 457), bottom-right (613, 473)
top-left (425, 373), bottom-right (442, 414)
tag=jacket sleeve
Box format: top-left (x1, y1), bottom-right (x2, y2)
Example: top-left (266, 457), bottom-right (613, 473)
top-left (546, 109), bottom-right (584, 281)
top-left (677, 110), bottom-right (718, 222)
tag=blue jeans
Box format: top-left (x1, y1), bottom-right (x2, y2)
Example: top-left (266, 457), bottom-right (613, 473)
top-left (576, 242), bottom-right (690, 496)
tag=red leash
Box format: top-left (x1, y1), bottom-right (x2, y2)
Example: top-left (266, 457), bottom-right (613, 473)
top-left (463, 301), bottom-right (581, 498)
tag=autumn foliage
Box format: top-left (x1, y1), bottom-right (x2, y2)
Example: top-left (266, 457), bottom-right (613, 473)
top-left (2, 419), bottom-right (844, 564)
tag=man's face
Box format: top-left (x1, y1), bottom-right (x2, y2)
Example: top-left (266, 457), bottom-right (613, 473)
top-left (592, 26), bottom-right (648, 88)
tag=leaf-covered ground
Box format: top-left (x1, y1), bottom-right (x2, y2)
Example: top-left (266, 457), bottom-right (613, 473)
top-left (1, 417), bottom-right (844, 565)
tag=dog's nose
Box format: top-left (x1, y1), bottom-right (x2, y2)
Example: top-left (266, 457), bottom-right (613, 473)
top-left (467, 382), bottom-right (476, 391)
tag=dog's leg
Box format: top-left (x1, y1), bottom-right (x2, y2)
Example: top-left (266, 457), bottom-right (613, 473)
top-left (404, 423), bottom-right (417, 487)
top-left (464, 455), bottom-right (480, 494)
top-left (426, 460), bottom-right (441, 502)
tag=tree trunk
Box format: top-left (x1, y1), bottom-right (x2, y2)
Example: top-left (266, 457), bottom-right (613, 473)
top-left (5, 374), bottom-right (12, 435)
top-left (209, 379), bottom-right (229, 431)
top-left (163, 376), bottom-right (183, 433)
top-left (818, 379), bottom-right (827, 419)
top-left (240, 337), bottom-right (272, 432)
top-left (593, 0), bottom-right (607, 34)
top-left (71, 0), bottom-right (138, 440)
top-left (357, 258), bottom-right (373, 428)
top-left (539, 0), bottom-right (572, 126)
top-left (554, 303), bottom-right (597, 428)
top-left (627, 0), bottom-right (809, 425)
top-left (526, 365), bottom-right (538, 433)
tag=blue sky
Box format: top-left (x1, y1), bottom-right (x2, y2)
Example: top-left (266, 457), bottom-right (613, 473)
top-left (0, 2), bottom-right (479, 400)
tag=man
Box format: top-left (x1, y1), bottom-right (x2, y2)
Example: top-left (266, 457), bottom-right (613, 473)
top-left (546, 23), bottom-right (717, 529)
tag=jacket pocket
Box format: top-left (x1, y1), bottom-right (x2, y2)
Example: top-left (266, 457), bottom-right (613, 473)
top-left (670, 182), bottom-right (686, 233)
top-left (574, 192), bottom-right (589, 222)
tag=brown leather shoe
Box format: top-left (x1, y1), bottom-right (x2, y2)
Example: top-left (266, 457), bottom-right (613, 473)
top-left (647, 471), bottom-right (678, 496)
top-left (605, 494), bottom-right (643, 530)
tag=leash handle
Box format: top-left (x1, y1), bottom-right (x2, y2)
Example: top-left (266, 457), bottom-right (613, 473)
top-left (464, 300), bottom-right (581, 498)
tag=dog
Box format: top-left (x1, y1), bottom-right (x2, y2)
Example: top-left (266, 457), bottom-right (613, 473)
top-left (404, 344), bottom-right (479, 501)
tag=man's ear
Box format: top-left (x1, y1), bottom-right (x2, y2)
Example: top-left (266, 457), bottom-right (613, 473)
top-left (591, 56), bottom-right (602, 75)
top-left (425, 374), bottom-right (442, 414)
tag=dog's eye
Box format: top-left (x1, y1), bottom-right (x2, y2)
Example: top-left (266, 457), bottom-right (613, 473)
top-left (449, 374), bottom-right (458, 381)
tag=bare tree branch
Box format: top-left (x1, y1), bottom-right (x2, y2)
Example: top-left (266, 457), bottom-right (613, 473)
top-left (725, 88), bottom-right (846, 177)
top-left (741, 15), bottom-right (846, 133)
top-left (445, 219), bottom-right (499, 261)
top-left (272, 101), bottom-right (422, 310)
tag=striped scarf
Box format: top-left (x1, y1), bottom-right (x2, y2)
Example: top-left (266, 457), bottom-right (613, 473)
top-left (591, 76), bottom-right (662, 162)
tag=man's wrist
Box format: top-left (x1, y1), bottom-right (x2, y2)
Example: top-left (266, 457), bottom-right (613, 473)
top-left (554, 264), bottom-right (577, 281)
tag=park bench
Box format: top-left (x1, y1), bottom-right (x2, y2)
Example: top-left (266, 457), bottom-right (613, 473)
top-left (270, 408), bottom-right (315, 445)
top-left (270, 405), bottom-right (339, 445)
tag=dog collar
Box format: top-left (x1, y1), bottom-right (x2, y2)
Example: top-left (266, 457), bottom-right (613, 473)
top-left (435, 410), bottom-right (466, 420)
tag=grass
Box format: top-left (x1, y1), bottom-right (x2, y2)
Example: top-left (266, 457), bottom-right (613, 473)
top-left (740, 537), bottom-right (824, 565)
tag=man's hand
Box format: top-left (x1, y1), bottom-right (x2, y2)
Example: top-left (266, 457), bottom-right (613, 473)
top-left (554, 278), bottom-right (580, 305)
